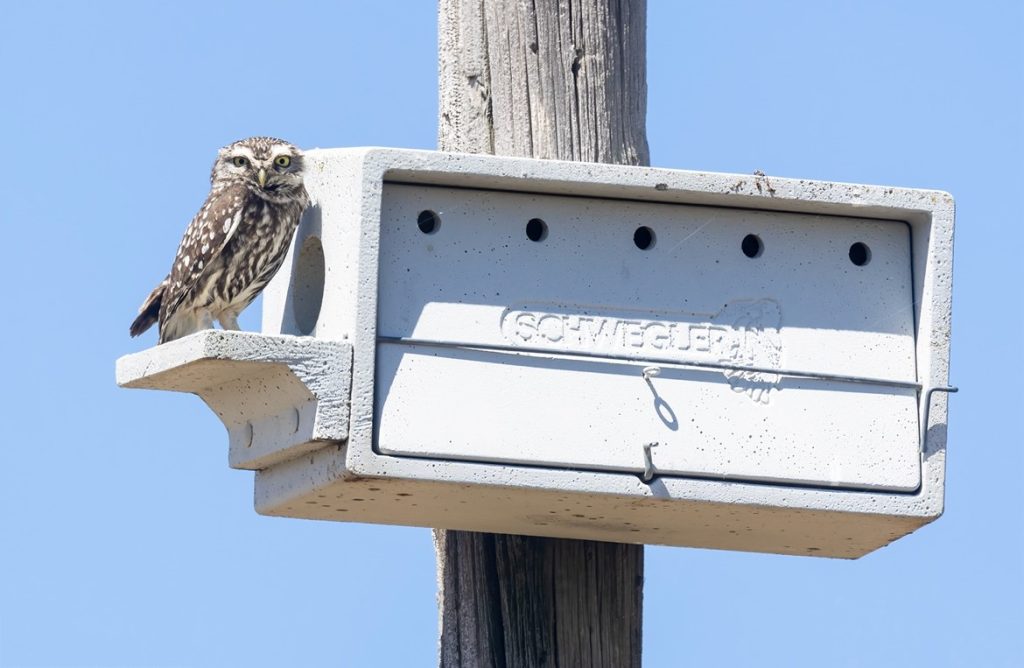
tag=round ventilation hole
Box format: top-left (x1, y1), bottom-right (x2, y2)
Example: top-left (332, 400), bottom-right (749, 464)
top-left (526, 218), bottom-right (548, 242)
top-left (741, 234), bottom-right (763, 258)
top-left (849, 242), bottom-right (871, 266)
top-left (634, 226), bottom-right (656, 250)
top-left (417, 210), bottom-right (440, 234)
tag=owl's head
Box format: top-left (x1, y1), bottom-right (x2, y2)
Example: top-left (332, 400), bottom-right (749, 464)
top-left (211, 137), bottom-right (305, 201)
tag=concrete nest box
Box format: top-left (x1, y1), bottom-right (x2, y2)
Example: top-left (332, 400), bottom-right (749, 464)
top-left (117, 148), bottom-right (955, 558)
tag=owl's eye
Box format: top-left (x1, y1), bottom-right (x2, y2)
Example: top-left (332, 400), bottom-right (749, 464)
top-left (274, 155), bottom-right (292, 168)
top-left (231, 156), bottom-right (249, 168)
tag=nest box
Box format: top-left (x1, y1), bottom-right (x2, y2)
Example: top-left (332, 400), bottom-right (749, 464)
top-left (117, 148), bottom-right (955, 558)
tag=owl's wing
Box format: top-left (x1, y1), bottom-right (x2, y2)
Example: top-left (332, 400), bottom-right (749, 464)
top-left (159, 183), bottom-right (250, 322)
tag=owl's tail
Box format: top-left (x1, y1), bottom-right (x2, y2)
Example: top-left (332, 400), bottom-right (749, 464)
top-left (130, 281), bottom-right (165, 338)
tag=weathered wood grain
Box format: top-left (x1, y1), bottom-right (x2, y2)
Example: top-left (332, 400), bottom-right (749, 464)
top-left (436, 1), bottom-right (648, 666)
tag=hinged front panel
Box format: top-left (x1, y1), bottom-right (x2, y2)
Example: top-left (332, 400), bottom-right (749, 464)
top-left (374, 183), bottom-right (919, 491)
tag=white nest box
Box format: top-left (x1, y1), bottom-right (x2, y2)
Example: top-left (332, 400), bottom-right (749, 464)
top-left (117, 148), bottom-right (955, 558)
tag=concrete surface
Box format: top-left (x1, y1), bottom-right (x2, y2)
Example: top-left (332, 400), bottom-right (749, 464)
top-left (118, 148), bottom-right (955, 558)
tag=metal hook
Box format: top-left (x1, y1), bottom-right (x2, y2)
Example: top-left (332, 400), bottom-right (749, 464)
top-left (641, 442), bottom-right (658, 483)
top-left (920, 385), bottom-right (959, 452)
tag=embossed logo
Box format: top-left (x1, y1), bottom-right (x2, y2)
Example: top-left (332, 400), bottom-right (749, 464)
top-left (499, 299), bottom-right (782, 403)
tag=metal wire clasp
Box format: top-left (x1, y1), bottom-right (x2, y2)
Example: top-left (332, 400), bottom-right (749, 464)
top-left (920, 385), bottom-right (959, 451)
top-left (642, 365), bottom-right (661, 381)
top-left (641, 442), bottom-right (658, 483)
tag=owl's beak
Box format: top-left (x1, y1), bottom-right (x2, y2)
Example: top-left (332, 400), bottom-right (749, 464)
top-left (257, 168), bottom-right (268, 188)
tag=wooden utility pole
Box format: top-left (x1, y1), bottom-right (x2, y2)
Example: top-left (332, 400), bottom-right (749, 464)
top-left (436, 1), bottom-right (649, 666)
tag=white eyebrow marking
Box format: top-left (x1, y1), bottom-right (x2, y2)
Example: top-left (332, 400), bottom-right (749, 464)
top-left (228, 146), bottom-right (258, 162)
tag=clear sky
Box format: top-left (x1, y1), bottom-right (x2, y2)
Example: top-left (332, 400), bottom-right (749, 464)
top-left (1, 1), bottom-right (1021, 666)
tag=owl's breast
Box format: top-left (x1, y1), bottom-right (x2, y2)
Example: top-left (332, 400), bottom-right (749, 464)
top-left (215, 199), bottom-right (304, 311)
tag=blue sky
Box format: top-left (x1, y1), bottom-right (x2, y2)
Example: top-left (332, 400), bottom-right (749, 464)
top-left (1, 1), bottom-right (1021, 666)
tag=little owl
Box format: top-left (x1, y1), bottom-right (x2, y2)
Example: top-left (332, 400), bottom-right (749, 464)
top-left (130, 137), bottom-right (309, 343)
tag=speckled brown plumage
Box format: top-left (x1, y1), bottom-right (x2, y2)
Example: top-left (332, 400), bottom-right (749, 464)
top-left (130, 137), bottom-right (309, 343)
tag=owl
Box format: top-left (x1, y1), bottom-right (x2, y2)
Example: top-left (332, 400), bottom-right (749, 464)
top-left (130, 137), bottom-right (310, 344)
